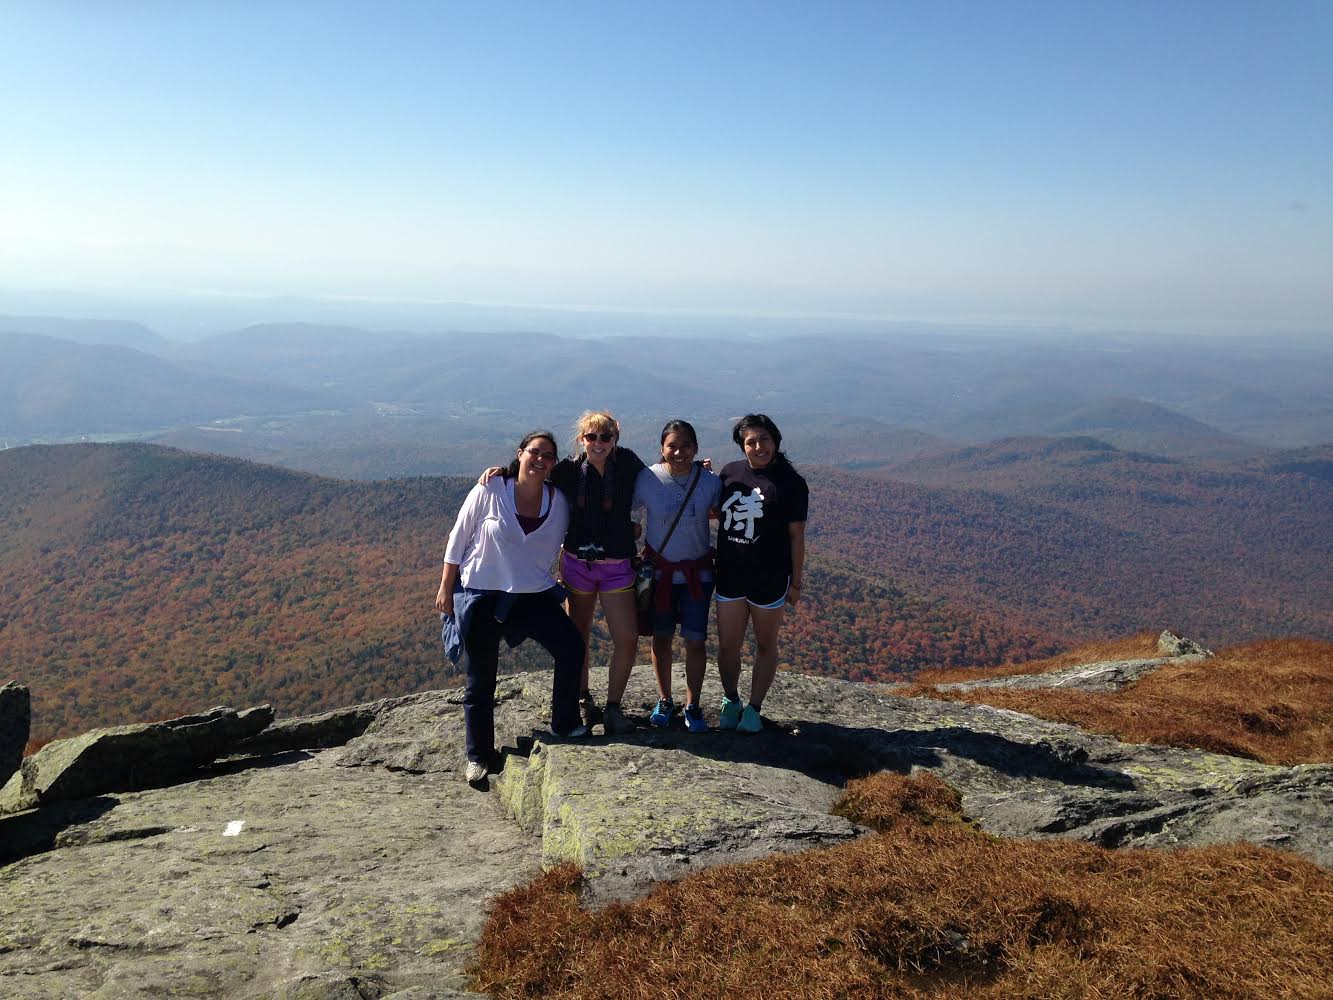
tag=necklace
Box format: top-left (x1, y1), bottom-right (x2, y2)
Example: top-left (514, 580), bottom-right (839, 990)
top-left (665, 465), bottom-right (693, 490)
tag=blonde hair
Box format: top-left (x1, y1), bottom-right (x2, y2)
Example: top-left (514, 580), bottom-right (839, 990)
top-left (572, 410), bottom-right (619, 455)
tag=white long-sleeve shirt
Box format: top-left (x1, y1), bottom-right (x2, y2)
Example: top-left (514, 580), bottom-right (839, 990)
top-left (443, 478), bottom-right (569, 593)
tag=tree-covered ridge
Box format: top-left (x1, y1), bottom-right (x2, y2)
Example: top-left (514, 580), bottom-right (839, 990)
top-left (1, 445), bottom-right (470, 741)
top-left (816, 439), bottom-right (1331, 643)
top-left (3, 439), bottom-right (1328, 744)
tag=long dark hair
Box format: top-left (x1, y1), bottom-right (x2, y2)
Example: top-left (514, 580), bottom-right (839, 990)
top-left (659, 418), bottom-right (698, 449)
top-left (732, 413), bottom-right (796, 472)
top-left (503, 430), bottom-right (559, 479)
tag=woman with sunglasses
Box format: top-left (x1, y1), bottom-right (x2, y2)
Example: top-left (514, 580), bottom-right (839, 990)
top-left (714, 413), bottom-right (808, 735)
top-left (436, 430), bottom-right (587, 785)
top-left (550, 411), bottom-right (647, 735)
top-left (480, 411), bottom-right (645, 734)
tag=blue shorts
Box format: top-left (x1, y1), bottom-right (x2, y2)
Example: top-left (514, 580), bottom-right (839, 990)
top-left (653, 579), bottom-right (714, 641)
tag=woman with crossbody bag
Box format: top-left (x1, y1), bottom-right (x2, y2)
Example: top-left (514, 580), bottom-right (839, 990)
top-left (632, 420), bottom-right (722, 732)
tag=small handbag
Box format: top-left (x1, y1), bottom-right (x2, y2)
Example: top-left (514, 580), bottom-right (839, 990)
top-left (636, 464), bottom-right (701, 635)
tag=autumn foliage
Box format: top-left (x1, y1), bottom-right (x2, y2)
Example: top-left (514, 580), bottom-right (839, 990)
top-left (816, 440), bottom-right (1332, 646)
top-left (3, 442), bottom-right (1329, 745)
top-left (1, 444), bottom-right (1053, 743)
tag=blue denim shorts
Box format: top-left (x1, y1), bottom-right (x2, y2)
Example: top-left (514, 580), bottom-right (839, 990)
top-left (653, 579), bottom-right (715, 641)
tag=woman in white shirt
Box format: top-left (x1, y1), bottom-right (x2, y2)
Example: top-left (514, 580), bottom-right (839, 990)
top-left (434, 431), bottom-right (586, 784)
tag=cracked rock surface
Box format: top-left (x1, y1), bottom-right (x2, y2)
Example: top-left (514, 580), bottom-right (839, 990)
top-left (2, 653), bottom-right (1328, 998)
top-left (1, 747), bottom-right (525, 999)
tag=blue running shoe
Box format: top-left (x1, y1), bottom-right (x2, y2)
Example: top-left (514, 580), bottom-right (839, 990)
top-left (737, 704), bottom-right (763, 734)
top-left (719, 695), bottom-right (743, 730)
top-left (683, 703), bottom-right (710, 733)
top-left (649, 697), bottom-right (676, 728)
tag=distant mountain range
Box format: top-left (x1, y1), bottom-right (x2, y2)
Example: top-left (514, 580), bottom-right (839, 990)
top-left (2, 318), bottom-right (1329, 462)
top-left (2, 441), bottom-right (1327, 744)
top-left (0, 313), bottom-right (168, 353)
top-left (0, 332), bottom-right (339, 440)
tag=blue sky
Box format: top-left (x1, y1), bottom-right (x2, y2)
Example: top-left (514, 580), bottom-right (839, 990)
top-left (1, 0), bottom-right (1330, 333)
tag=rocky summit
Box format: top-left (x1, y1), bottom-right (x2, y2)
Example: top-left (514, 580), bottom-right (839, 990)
top-left (1, 644), bottom-right (1329, 999)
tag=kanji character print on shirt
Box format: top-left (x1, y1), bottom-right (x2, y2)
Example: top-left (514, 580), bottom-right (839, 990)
top-left (721, 488), bottom-right (765, 542)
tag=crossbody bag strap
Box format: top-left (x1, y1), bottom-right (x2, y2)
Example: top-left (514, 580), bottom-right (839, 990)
top-left (654, 463), bottom-right (701, 558)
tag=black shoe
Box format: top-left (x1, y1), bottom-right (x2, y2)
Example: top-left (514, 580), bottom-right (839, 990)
top-left (603, 703), bottom-right (636, 735)
top-left (580, 694), bottom-right (603, 728)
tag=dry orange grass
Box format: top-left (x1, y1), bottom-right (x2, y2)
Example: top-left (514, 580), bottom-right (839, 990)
top-left (908, 631), bottom-right (1164, 688)
top-left (924, 638), bottom-right (1333, 766)
top-left (474, 773), bottom-right (1333, 1000)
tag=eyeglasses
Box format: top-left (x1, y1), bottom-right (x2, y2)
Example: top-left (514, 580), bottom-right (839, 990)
top-left (524, 448), bottom-right (557, 462)
top-left (582, 432), bottom-right (615, 443)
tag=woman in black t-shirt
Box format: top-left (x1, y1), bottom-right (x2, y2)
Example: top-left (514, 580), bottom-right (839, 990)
top-left (548, 411), bottom-right (645, 735)
top-left (714, 413), bottom-right (808, 735)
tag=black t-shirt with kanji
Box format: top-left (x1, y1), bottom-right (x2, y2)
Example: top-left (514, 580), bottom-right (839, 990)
top-left (715, 458), bottom-right (809, 582)
top-left (549, 447), bottom-right (645, 560)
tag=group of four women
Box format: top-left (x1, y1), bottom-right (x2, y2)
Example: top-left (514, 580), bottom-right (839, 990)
top-left (434, 411), bottom-right (808, 784)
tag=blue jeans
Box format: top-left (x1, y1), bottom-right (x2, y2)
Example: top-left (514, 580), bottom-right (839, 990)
top-left (652, 579), bottom-right (715, 642)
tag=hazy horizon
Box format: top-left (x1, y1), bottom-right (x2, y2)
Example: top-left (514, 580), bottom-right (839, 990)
top-left (2, 286), bottom-right (1331, 345)
top-left (3, 2), bottom-right (1331, 337)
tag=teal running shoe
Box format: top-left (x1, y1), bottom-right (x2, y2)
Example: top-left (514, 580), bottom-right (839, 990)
top-left (683, 703), bottom-right (710, 733)
top-left (649, 697), bottom-right (676, 728)
top-left (737, 704), bottom-right (763, 734)
top-left (719, 695), bottom-right (743, 730)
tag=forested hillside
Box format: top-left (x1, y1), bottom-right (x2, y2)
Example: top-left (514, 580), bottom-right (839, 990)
top-left (1, 444), bottom-right (1048, 743)
top-left (3, 440), bottom-right (1328, 743)
top-left (818, 438), bottom-right (1331, 642)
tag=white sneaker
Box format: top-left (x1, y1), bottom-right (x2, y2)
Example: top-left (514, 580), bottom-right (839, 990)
top-left (465, 760), bottom-right (488, 783)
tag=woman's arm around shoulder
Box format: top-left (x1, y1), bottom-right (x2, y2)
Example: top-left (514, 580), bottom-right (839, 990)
top-left (618, 446), bottom-right (646, 476)
top-left (546, 483), bottom-right (571, 537)
top-left (632, 464), bottom-right (656, 509)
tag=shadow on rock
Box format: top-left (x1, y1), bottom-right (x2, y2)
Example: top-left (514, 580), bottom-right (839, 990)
top-left (811, 723), bottom-right (1138, 791)
top-left (554, 717), bottom-right (1134, 795)
top-left (0, 795), bottom-right (119, 865)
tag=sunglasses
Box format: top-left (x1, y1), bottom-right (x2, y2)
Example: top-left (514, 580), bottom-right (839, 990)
top-left (582, 432), bottom-right (616, 443)
top-left (524, 447), bottom-right (557, 462)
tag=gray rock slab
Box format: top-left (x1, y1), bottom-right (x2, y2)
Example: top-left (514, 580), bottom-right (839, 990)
top-left (769, 672), bottom-right (1331, 866)
top-left (495, 734), bottom-right (860, 905)
top-left (1158, 629), bottom-right (1212, 657)
top-left (933, 655), bottom-right (1205, 693)
top-left (0, 750), bottom-right (517, 998)
top-left (0, 705), bottom-right (275, 815)
top-left (333, 690), bottom-right (469, 775)
top-left (0, 682), bottom-right (30, 789)
top-left (233, 694), bottom-right (427, 759)
top-left (2, 655), bottom-right (1327, 998)
top-left (926, 631), bottom-right (1213, 695)
top-left (335, 665), bottom-right (1331, 883)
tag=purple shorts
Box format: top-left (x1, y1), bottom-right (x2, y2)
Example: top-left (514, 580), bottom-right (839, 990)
top-left (560, 551), bottom-right (635, 595)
